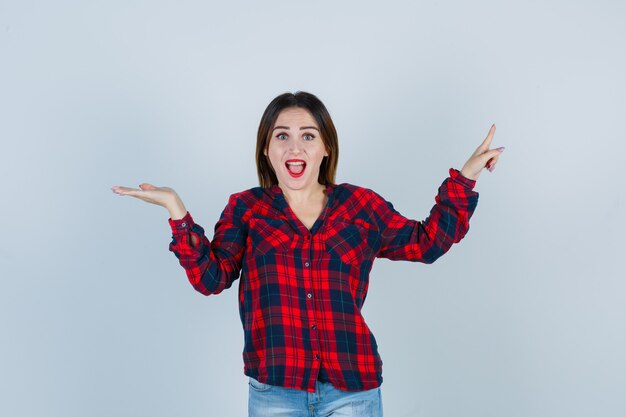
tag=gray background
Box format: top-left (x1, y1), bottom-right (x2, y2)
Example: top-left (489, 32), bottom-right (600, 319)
top-left (1, 0), bottom-right (625, 416)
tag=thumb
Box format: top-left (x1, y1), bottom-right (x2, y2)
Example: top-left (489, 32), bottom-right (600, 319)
top-left (478, 148), bottom-right (505, 165)
top-left (139, 183), bottom-right (157, 190)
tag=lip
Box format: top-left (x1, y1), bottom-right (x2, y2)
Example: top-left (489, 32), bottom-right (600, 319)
top-left (285, 159), bottom-right (306, 178)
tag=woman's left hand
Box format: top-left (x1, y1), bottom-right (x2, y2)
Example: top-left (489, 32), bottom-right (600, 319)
top-left (460, 124), bottom-right (505, 181)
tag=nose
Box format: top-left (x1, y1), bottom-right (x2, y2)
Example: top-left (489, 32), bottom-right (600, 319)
top-left (289, 139), bottom-right (303, 153)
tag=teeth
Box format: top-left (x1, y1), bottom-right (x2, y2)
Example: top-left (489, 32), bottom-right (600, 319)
top-left (286, 162), bottom-right (305, 166)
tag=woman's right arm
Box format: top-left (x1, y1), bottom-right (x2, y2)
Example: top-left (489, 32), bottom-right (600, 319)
top-left (111, 183), bottom-right (247, 295)
top-left (167, 194), bottom-right (247, 295)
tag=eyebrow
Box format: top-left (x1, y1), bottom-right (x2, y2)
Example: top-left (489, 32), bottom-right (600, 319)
top-left (272, 126), bottom-right (320, 132)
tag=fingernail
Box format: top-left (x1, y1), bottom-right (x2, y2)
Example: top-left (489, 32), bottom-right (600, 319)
top-left (497, 147), bottom-right (505, 152)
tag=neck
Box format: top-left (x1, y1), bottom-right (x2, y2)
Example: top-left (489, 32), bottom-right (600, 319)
top-left (279, 183), bottom-right (326, 205)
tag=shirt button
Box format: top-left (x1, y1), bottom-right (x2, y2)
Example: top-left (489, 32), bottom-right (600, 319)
top-left (311, 324), bottom-right (317, 330)
top-left (307, 293), bottom-right (312, 299)
top-left (304, 262), bottom-right (310, 267)
top-left (181, 222), bottom-right (186, 227)
top-left (314, 354), bottom-right (320, 360)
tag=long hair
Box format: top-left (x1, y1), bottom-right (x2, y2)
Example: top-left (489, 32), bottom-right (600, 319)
top-left (256, 91), bottom-right (339, 188)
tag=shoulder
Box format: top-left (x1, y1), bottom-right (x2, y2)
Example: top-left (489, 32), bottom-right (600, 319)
top-left (224, 186), bottom-right (275, 210)
top-left (229, 186), bottom-right (270, 203)
top-left (330, 183), bottom-right (389, 219)
top-left (223, 186), bottom-right (280, 219)
top-left (332, 182), bottom-right (385, 202)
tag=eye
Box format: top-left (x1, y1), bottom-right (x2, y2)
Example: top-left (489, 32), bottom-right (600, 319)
top-left (303, 134), bottom-right (316, 141)
top-left (276, 133), bottom-right (288, 140)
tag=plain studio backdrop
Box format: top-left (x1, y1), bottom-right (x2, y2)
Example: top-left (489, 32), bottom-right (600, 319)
top-left (1, 1), bottom-right (625, 416)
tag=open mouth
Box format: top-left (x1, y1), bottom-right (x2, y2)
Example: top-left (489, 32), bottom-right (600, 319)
top-left (285, 159), bottom-right (306, 178)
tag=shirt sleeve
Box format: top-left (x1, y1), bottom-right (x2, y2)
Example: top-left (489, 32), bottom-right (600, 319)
top-left (373, 168), bottom-right (479, 263)
top-left (168, 194), bottom-right (247, 295)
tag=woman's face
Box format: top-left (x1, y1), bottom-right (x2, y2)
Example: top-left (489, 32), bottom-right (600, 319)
top-left (265, 107), bottom-right (328, 193)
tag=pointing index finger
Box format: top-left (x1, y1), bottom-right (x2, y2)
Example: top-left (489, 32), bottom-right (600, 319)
top-left (480, 124), bottom-right (496, 151)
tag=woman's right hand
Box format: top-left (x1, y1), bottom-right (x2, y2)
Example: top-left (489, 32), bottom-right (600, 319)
top-left (111, 183), bottom-right (188, 220)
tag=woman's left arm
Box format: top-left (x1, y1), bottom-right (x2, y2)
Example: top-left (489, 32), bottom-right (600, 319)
top-left (375, 124), bottom-right (503, 263)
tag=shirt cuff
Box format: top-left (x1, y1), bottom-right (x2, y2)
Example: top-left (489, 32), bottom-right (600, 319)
top-left (449, 168), bottom-right (477, 190)
top-left (168, 211), bottom-right (194, 235)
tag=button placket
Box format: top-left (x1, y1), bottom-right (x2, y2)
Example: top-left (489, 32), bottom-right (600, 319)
top-left (303, 233), bottom-right (314, 301)
top-left (304, 233), bottom-right (312, 268)
top-left (303, 231), bottom-right (323, 382)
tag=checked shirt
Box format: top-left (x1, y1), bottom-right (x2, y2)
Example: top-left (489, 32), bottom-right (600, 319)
top-left (168, 168), bottom-right (478, 393)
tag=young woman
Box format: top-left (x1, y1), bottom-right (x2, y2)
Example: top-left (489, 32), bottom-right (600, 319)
top-left (111, 91), bottom-right (503, 417)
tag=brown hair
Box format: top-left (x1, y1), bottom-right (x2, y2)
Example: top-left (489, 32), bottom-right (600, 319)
top-left (256, 91), bottom-right (339, 188)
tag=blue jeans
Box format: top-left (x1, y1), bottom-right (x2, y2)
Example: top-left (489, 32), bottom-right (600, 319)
top-left (248, 377), bottom-right (383, 417)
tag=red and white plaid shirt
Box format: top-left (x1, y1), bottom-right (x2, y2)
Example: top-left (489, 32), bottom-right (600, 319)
top-left (168, 168), bottom-right (478, 392)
